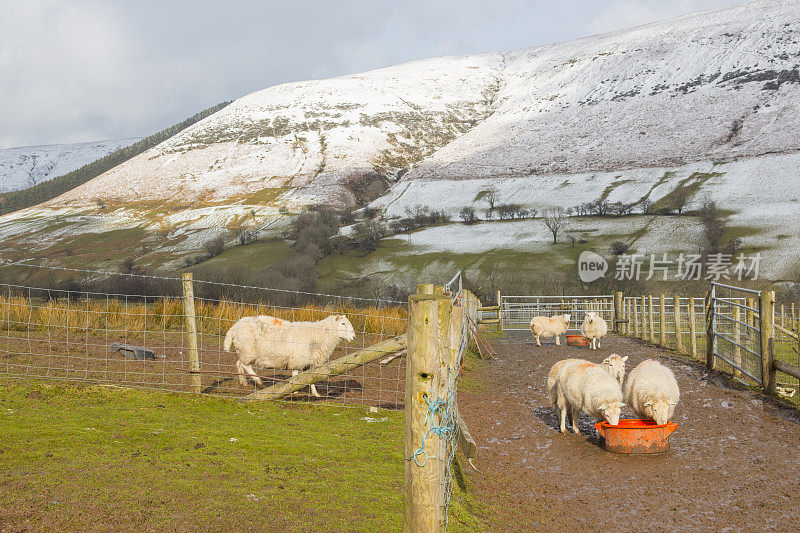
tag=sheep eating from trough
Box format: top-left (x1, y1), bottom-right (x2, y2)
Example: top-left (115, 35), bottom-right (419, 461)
top-left (224, 314), bottom-right (356, 397)
top-left (551, 359), bottom-right (624, 434)
top-left (546, 355), bottom-right (626, 402)
top-left (580, 311), bottom-right (608, 350)
top-left (530, 314), bottom-right (571, 346)
top-left (624, 359), bottom-right (680, 425)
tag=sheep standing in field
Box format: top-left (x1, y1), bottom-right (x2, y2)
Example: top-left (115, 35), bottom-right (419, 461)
top-left (581, 311), bottom-right (608, 350)
top-left (624, 359), bottom-right (680, 425)
top-left (224, 314), bottom-right (356, 397)
top-left (530, 314), bottom-right (571, 346)
top-left (600, 354), bottom-right (628, 386)
top-left (552, 360), bottom-right (624, 434)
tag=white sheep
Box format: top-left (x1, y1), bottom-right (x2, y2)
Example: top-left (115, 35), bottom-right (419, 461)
top-left (580, 311), bottom-right (608, 350)
top-left (600, 353), bottom-right (628, 386)
top-left (546, 356), bottom-right (624, 402)
top-left (223, 314), bottom-right (356, 397)
top-left (552, 360), bottom-right (624, 434)
top-left (623, 359), bottom-right (680, 425)
top-left (530, 314), bottom-right (571, 346)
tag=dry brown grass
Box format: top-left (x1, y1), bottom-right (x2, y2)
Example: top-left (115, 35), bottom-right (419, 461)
top-left (0, 295), bottom-right (407, 337)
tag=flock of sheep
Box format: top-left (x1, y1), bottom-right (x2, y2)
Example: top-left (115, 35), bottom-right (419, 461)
top-left (532, 311), bottom-right (681, 434)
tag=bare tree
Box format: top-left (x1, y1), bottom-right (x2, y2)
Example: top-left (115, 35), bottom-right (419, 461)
top-left (459, 206), bottom-right (478, 224)
top-left (482, 185), bottom-right (500, 211)
top-left (543, 206), bottom-right (567, 244)
top-left (671, 186), bottom-right (691, 215)
top-left (639, 198), bottom-right (654, 215)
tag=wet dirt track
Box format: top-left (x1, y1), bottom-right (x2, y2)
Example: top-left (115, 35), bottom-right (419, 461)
top-left (457, 332), bottom-right (800, 532)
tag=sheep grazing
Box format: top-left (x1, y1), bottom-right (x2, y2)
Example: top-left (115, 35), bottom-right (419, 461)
top-left (224, 314), bottom-right (356, 397)
top-left (530, 314), bottom-right (571, 346)
top-left (551, 360), bottom-right (624, 434)
top-left (580, 311), bottom-right (608, 350)
top-left (624, 359), bottom-right (680, 425)
top-left (600, 354), bottom-right (628, 386)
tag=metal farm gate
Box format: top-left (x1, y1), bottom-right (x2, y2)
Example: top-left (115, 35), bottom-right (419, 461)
top-left (499, 295), bottom-right (615, 332)
top-left (709, 282), bottom-right (765, 385)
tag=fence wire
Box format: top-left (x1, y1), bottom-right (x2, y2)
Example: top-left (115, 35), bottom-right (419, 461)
top-left (0, 282), bottom-right (407, 408)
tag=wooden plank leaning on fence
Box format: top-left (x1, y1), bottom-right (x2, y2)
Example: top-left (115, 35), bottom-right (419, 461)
top-left (245, 335), bottom-right (407, 400)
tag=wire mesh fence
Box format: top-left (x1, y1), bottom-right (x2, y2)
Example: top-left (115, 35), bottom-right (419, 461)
top-left (0, 281), bottom-right (408, 408)
top-left (774, 302), bottom-right (799, 402)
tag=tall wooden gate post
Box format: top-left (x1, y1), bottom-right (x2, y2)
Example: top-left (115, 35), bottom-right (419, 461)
top-left (614, 291), bottom-right (623, 333)
top-left (404, 288), bottom-right (452, 532)
top-left (181, 273), bottom-right (201, 394)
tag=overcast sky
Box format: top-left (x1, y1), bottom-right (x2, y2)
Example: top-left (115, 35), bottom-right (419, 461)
top-left (0, 0), bottom-right (746, 149)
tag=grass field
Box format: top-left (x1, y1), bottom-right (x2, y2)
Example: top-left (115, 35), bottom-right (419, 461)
top-left (0, 378), bottom-right (407, 532)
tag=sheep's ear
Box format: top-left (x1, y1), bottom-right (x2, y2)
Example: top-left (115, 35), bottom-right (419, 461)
top-left (644, 400), bottom-right (653, 406)
top-left (599, 403), bottom-right (606, 411)
top-left (622, 356), bottom-right (629, 362)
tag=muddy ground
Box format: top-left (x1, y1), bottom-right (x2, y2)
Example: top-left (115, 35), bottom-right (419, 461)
top-left (458, 332), bottom-right (800, 532)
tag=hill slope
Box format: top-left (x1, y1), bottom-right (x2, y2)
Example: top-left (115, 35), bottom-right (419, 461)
top-left (0, 139), bottom-right (141, 193)
top-left (1, 0), bottom-right (799, 279)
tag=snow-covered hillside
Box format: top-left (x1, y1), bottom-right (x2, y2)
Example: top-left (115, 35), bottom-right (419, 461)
top-left (1, 0), bottom-right (799, 278)
top-left (43, 0), bottom-right (799, 208)
top-left (0, 139), bottom-right (141, 193)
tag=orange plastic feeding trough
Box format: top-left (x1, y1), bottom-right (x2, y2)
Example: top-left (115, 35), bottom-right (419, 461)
top-left (566, 335), bottom-right (590, 347)
top-left (595, 419), bottom-right (678, 454)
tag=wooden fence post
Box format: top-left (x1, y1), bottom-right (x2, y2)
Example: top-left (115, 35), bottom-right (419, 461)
top-left (649, 295), bottom-right (656, 344)
top-left (641, 295), bottom-right (647, 340)
top-left (614, 291), bottom-right (623, 333)
top-left (496, 290), bottom-right (502, 332)
top-left (689, 297), bottom-right (697, 359)
top-left (405, 289), bottom-right (451, 532)
top-left (706, 289), bottom-right (715, 371)
top-left (181, 273), bottom-right (201, 394)
top-left (417, 284), bottom-right (434, 295)
top-left (633, 299), bottom-right (639, 337)
top-left (659, 294), bottom-right (666, 347)
top-left (760, 290), bottom-right (776, 395)
top-left (733, 305), bottom-right (742, 379)
top-left (674, 296), bottom-right (683, 353)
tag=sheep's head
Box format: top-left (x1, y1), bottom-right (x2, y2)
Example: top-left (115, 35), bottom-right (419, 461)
top-left (643, 397), bottom-right (675, 425)
top-left (562, 313), bottom-right (571, 324)
top-left (333, 315), bottom-right (356, 342)
top-left (600, 400), bottom-right (625, 426)
top-left (601, 354), bottom-right (628, 385)
top-left (584, 311), bottom-right (597, 324)
top-left (599, 400), bottom-right (624, 425)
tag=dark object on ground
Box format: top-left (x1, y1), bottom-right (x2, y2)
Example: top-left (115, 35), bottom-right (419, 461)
top-left (109, 343), bottom-right (160, 361)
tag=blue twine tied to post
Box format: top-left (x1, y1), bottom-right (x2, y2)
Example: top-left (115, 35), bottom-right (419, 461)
top-left (406, 389), bottom-right (457, 467)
